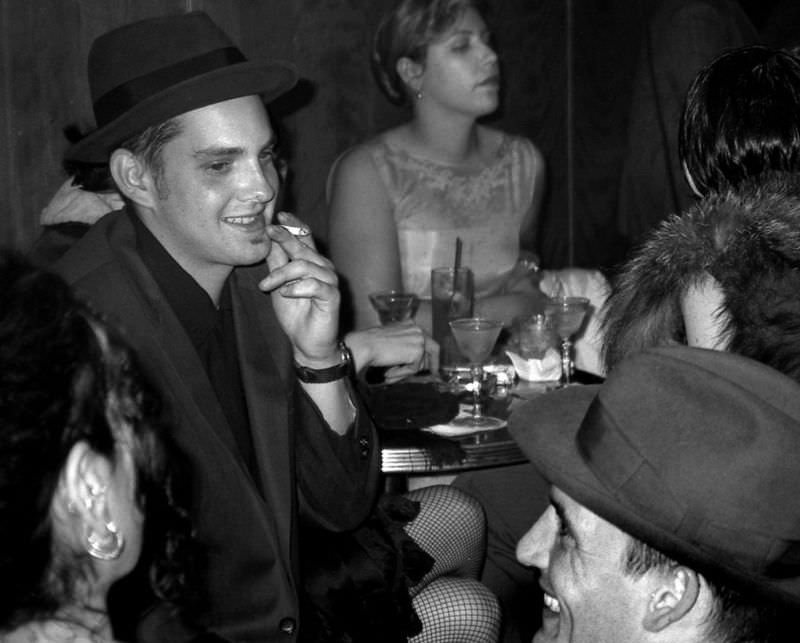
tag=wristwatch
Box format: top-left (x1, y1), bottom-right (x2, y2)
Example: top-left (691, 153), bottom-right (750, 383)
top-left (293, 340), bottom-right (355, 383)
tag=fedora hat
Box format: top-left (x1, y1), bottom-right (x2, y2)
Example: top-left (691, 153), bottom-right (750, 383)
top-left (510, 345), bottom-right (800, 605)
top-left (66, 11), bottom-right (297, 163)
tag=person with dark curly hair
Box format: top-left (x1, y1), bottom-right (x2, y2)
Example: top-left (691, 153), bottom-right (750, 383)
top-left (0, 250), bottom-right (202, 643)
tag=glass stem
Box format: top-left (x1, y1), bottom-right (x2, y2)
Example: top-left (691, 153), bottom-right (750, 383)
top-left (470, 364), bottom-right (483, 418)
top-left (560, 339), bottom-right (572, 386)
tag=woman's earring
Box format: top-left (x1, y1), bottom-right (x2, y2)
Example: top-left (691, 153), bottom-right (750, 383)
top-left (82, 484), bottom-right (124, 560)
top-left (415, 89), bottom-right (423, 100)
top-left (85, 520), bottom-right (124, 561)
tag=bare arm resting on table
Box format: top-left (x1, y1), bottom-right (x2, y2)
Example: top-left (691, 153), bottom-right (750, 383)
top-left (345, 321), bottom-right (440, 383)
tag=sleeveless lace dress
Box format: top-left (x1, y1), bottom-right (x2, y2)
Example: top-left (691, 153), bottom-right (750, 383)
top-left (369, 133), bottom-right (541, 300)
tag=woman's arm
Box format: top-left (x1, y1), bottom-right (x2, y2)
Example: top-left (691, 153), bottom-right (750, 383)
top-left (328, 145), bottom-right (403, 331)
top-left (344, 321), bottom-right (439, 382)
top-left (519, 141), bottom-right (546, 253)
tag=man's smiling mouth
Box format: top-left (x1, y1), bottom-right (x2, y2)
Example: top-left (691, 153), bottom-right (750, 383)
top-left (543, 592), bottom-right (561, 614)
top-left (225, 214), bottom-right (263, 226)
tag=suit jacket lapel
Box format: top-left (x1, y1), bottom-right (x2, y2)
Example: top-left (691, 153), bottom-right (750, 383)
top-left (232, 266), bottom-right (294, 562)
top-left (109, 216), bottom-right (248, 470)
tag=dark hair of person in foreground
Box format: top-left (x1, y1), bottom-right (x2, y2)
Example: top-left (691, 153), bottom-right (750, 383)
top-left (0, 249), bottom-right (200, 639)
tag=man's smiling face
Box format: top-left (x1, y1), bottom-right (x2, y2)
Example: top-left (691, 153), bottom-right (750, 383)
top-left (142, 95), bottom-right (280, 284)
top-left (516, 487), bottom-right (647, 643)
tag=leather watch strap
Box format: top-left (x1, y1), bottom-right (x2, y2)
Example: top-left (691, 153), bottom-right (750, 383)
top-left (293, 340), bottom-right (355, 383)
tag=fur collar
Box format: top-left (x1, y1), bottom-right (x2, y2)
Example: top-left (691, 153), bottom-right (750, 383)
top-left (602, 180), bottom-right (800, 380)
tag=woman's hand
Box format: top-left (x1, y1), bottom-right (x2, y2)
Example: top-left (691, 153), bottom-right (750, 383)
top-left (345, 322), bottom-right (440, 383)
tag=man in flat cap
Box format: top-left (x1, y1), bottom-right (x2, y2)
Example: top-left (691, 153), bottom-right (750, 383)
top-left (513, 345), bottom-right (800, 643)
top-left (54, 11), bottom-right (378, 642)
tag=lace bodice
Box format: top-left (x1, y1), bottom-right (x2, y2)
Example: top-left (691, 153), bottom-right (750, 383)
top-left (369, 133), bottom-right (540, 298)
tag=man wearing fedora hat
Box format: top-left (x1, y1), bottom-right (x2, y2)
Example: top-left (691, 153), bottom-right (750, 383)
top-left (512, 346), bottom-right (800, 643)
top-left (54, 11), bottom-right (380, 641)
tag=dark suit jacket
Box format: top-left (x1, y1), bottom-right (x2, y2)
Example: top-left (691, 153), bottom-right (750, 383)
top-left (54, 209), bottom-right (380, 642)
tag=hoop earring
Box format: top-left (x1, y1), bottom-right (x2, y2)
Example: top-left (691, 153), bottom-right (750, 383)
top-left (86, 520), bottom-right (124, 561)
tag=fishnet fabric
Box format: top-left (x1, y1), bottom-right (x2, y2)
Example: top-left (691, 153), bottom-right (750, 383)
top-left (404, 485), bottom-right (500, 642)
top-left (410, 577), bottom-right (500, 643)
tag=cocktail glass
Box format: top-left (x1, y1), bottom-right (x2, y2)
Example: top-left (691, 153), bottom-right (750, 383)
top-left (448, 317), bottom-right (505, 430)
top-left (369, 291), bottom-right (420, 324)
top-left (544, 296), bottom-right (590, 386)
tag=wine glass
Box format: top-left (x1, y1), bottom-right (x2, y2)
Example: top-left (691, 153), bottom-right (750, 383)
top-left (448, 317), bottom-right (505, 430)
top-left (545, 296), bottom-right (590, 386)
top-left (369, 291), bottom-right (420, 325)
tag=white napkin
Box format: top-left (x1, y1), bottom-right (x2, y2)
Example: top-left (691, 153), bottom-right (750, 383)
top-left (505, 348), bottom-right (562, 382)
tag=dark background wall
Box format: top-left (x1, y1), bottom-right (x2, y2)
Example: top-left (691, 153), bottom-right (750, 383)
top-left (0, 0), bottom-right (790, 270)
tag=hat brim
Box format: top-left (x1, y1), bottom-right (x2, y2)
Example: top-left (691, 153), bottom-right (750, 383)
top-left (509, 385), bottom-right (798, 605)
top-left (66, 60), bottom-right (298, 163)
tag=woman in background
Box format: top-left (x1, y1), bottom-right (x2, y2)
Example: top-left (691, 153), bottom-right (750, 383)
top-left (328, 0), bottom-right (548, 334)
top-left (0, 251), bottom-right (196, 643)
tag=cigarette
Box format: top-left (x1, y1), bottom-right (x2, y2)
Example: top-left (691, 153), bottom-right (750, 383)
top-left (279, 224), bottom-right (310, 237)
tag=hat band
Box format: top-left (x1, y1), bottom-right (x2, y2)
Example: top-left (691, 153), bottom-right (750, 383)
top-left (93, 46), bottom-right (247, 127)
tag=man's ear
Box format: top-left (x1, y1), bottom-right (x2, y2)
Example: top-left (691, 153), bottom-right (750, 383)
top-left (109, 148), bottom-right (157, 210)
top-left (642, 567), bottom-right (700, 632)
top-left (396, 56), bottom-right (424, 94)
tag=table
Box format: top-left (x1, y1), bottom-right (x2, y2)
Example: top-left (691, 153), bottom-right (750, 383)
top-left (375, 370), bottom-right (603, 481)
top-left (381, 424), bottom-right (527, 474)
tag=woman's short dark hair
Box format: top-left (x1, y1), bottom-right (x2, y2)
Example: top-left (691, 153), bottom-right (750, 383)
top-left (0, 250), bottom-right (193, 628)
top-left (371, 0), bottom-right (485, 105)
top-left (679, 45), bottom-right (800, 196)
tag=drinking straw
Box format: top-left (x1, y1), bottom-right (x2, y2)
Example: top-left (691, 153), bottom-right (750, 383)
top-left (449, 237), bottom-right (463, 315)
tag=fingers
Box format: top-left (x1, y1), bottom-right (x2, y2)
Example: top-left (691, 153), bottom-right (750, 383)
top-left (424, 333), bottom-right (440, 373)
top-left (260, 216), bottom-right (338, 294)
top-left (375, 324), bottom-right (430, 374)
top-left (384, 364), bottom-right (418, 384)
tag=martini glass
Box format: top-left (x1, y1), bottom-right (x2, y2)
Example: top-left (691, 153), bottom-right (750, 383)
top-left (448, 318), bottom-right (505, 429)
top-left (369, 291), bottom-right (420, 324)
top-left (545, 296), bottom-right (590, 386)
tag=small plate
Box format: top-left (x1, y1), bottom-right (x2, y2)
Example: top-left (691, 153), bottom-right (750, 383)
top-left (423, 405), bottom-right (508, 437)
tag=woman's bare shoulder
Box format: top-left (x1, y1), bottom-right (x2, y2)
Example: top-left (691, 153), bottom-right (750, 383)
top-left (327, 136), bottom-right (388, 202)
